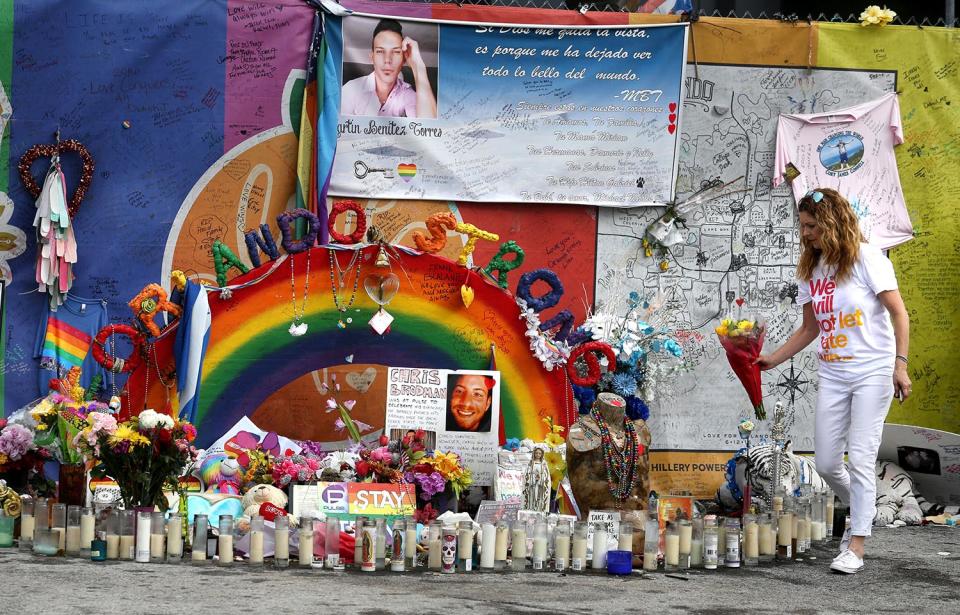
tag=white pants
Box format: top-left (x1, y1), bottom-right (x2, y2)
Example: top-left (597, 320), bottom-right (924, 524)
top-left (814, 373), bottom-right (893, 536)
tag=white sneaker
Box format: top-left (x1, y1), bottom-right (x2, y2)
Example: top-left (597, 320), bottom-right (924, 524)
top-left (838, 528), bottom-right (851, 553)
top-left (830, 549), bottom-right (864, 574)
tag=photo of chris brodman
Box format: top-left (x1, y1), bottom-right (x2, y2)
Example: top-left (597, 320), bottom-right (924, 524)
top-left (445, 373), bottom-right (496, 433)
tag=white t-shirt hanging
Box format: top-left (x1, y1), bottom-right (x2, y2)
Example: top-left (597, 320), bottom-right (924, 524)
top-left (796, 243), bottom-right (898, 382)
top-left (774, 92), bottom-right (913, 250)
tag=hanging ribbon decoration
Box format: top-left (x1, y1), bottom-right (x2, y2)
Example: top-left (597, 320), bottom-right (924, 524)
top-left (18, 137), bottom-right (94, 308)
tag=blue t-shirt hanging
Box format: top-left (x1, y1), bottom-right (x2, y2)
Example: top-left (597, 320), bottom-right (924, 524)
top-left (33, 294), bottom-right (108, 395)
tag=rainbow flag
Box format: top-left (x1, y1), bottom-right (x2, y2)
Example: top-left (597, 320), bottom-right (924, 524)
top-left (41, 316), bottom-right (92, 369)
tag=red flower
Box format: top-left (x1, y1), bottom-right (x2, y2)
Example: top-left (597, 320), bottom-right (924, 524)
top-left (401, 434), bottom-right (414, 447)
top-left (379, 435), bottom-right (390, 447)
top-left (410, 442), bottom-right (425, 453)
top-left (157, 429), bottom-right (173, 445)
top-left (414, 429), bottom-right (426, 441)
top-left (414, 503), bottom-right (438, 524)
top-left (0, 418), bottom-right (7, 429)
top-left (355, 460), bottom-right (371, 477)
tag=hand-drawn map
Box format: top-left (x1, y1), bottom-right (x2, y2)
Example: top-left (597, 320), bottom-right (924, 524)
top-left (596, 64), bottom-right (896, 452)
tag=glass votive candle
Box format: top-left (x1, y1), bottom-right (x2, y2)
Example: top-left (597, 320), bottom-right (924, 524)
top-left (678, 519), bottom-right (692, 569)
top-left (248, 515), bottom-right (264, 567)
top-left (105, 510), bottom-right (120, 560)
top-left (191, 513), bottom-right (210, 565)
top-left (19, 497), bottom-right (35, 551)
top-left (759, 512), bottom-right (776, 561)
top-left (218, 515), bottom-right (234, 566)
top-left (0, 513), bottom-right (15, 548)
top-left (135, 510), bottom-right (152, 563)
top-left (51, 503), bottom-right (67, 554)
top-left (166, 512), bottom-right (183, 562)
top-left (33, 528), bottom-right (60, 556)
top-left (743, 513), bottom-right (759, 566)
top-left (150, 512), bottom-right (166, 563)
top-left (553, 520), bottom-right (571, 572)
top-left (65, 505), bottom-right (82, 556)
top-left (327, 517), bottom-right (343, 569)
top-left (79, 507), bottom-right (96, 557)
top-left (298, 516), bottom-right (314, 568)
top-left (690, 518), bottom-right (704, 568)
top-left (274, 515), bottom-right (290, 569)
top-left (571, 521), bottom-right (588, 572)
top-left (643, 518), bottom-right (660, 572)
top-left (119, 510), bottom-right (136, 560)
top-left (664, 522), bottom-right (680, 571)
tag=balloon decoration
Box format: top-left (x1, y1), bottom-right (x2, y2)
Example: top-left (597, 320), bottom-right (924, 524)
top-left (244, 224), bottom-right (280, 268)
top-left (212, 240), bottom-right (250, 287)
top-left (482, 240), bottom-right (525, 289)
top-left (455, 222), bottom-right (499, 266)
top-left (129, 283), bottom-right (183, 338)
top-left (327, 200), bottom-right (367, 245)
top-left (412, 212), bottom-right (457, 253)
top-left (278, 209), bottom-right (321, 253)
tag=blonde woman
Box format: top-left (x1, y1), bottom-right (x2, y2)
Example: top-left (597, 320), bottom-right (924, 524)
top-left (756, 188), bottom-right (911, 574)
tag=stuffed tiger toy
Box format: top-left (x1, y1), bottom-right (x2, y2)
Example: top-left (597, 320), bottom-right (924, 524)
top-left (717, 446), bottom-right (940, 527)
top-left (717, 443), bottom-right (827, 511)
top-left (874, 460), bottom-right (941, 526)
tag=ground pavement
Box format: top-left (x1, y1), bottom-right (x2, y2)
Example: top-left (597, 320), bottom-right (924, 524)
top-left (1, 526), bottom-right (958, 614)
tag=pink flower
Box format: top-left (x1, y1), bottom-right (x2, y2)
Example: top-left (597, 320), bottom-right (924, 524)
top-left (369, 447), bottom-right (392, 463)
top-left (342, 400), bottom-right (356, 412)
top-left (325, 398), bottom-right (338, 412)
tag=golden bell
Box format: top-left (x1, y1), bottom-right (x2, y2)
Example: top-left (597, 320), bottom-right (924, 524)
top-left (375, 245), bottom-right (390, 268)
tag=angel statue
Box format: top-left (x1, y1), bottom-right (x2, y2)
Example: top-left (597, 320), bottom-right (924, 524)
top-left (524, 447), bottom-right (551, 513)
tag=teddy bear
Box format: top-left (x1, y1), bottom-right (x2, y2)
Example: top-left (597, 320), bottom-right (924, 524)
top-left (195, 452), bottom-right (242, 494)
top-left (235, 483), bottom-right (296, 533)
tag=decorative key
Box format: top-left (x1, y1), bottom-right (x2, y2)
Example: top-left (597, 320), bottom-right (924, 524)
top-left (354, 160), bottom-right (395, 179)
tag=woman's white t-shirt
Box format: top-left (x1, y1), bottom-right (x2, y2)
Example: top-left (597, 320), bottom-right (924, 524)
top-left (796, 243), bottom-right (898, 382)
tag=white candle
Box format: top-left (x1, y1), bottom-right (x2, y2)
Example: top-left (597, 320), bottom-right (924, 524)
top-left (20, 514), bottom-right (35, 546)
top-left (812, 521), bottom-right (825, 542)
top-left (759, 524), bottom-right (776, 555)
top-left (405, 525), bottom-right (418, 559)
top-left (665, 533), bottom-right (680, 567)
top-left (428, 536), bottom-right (442, 569)
top-left (618, 530), bottom-right (633, 552)
top-left (744, 521), bottom-right (759, 559)
top-left (532, 537), bottom-right (548, 569)
top-left (80, 514), bottom-right (96, 553)
top-left (167, 516), bottom-right (183, 559)
top-left (571, 535), bottom-right (587, 571)
top-left (591, 529), bottom-right (608, 569)
top-left (249, 530), bottom-right (264, 565)
top-left (135, 515), bottom-right (151, 563)
top-left (55, 528), bottom-right (65, 552)
top-left (274, 528), bottom-right (289, 561)
top-left (106, 534), bottom-right (120, 559)
top-left (512, 526), bottom-right (527, 571)
top-left (150, 533), bottom-right (165, 559)
top-left (778, 514), bottom-right (792, 545)
top-left (299, 528), bottom-right (314, 566)
top-left (690, 538), bottom-right (703, 566)
top-left (554, 533), bottom-right (570, 569)
top-left (678, 523), bottom-right (692, 555)
top-left (480, 523), bottom-right (496, 569)
top-left (191, 538), bottom-right (207, 561)
top-left (458, 527), bottom-right (473, 560)
top-left (494, 525), bottom-right (509, 563)
top-left (65, 526), bottom-right (82, 555)
top-left (218, 533), bottom-right (233, 565)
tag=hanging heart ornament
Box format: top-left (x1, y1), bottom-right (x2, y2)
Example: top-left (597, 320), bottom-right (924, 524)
top-left (363, 272), bottom-right (400, 306)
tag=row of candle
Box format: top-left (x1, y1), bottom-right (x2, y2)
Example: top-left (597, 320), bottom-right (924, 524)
top-left (12, 492), bottom-right (838, 572)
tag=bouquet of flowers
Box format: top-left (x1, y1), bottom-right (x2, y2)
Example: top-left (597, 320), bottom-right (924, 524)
top-left (0, 415), bottom-right (54, 496)
top-left (76, 409), bottom-right (199, 509)
top-left (715, 317), bottom-right (767, 420)
top-left (571, 289), bottom-right (685, 419)
top-left (271, 452), bottom-right (325, 488)
top-left (31, 368), bottom-right (110, 464)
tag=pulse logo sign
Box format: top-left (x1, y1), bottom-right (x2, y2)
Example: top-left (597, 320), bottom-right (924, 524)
top-left (320, 483), bottom-right (348, 514)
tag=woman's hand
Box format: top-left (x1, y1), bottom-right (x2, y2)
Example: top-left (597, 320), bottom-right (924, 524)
top-left (754, 354), bottom-right (779, 371)
top-left (893, 363), bottom-right (912, 402)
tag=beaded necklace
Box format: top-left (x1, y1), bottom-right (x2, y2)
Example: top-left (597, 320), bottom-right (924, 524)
top-left (289, 251), bottom-right (311, 336)
top-left (590, 404), bottom-right (641, 504)
top-left (329, 249), bottom-right (362, 328)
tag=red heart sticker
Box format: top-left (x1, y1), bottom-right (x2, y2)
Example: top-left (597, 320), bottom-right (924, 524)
top-left (669, 102), bottom-right (677, 112)
top-left (668, 124), bottom-right (676, 134)
top-left (669, 113), bottom-right (677, 123)
top-left (259, 503), bottom-right (287, 521)
top-left (735, 297), bottom-right (745, 307)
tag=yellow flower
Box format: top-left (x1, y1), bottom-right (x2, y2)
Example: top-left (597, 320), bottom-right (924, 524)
top-left (644, 248), bottom-right (653, 258)
top-left (659, 260), bottom-right (669, 271)
top-left (729, 329), bottom-right (742, 337)
top-left (35, 423), bottom-right (48, 431)
top-left (544, 450), bottom-right (566, 487)
top-left (109, 425), bottom-right (150, 448)
top-left (879, 7), bottom-right (896, 23)
top-left (738, 320), bottom-right (754, 331)
top-left (545, 432), bottom-right (566, 447)
top-left (0, 452), bottom-right (8, 465)
top-left (715, 326), bottom-right (728, 336)
top-left (428, 451), bottom-right (462, 478)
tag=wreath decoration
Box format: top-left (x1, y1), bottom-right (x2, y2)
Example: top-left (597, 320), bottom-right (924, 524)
top-left (92, 324), bottom-right (146, 374)
top-left (566, 341), bottom-right (617, 387)
top-left (18, 139), bottom-right (95, 218)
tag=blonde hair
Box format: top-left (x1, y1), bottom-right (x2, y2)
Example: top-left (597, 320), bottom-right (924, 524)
top-left (796, 188), bottom-right (865, 283)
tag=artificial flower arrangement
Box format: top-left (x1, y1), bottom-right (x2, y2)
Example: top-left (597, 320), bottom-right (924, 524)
top-left (0, 415), bottom-right (53, 495)
top-left (271, 451), bottom-right (325, 488)
top-left (571, 288), bottom-right (685, 420)
top-left (75, 409), bottom-right (199, 509)
top-left (31, 368), bottom-right (110, 465)
top-left (715, 316), bottom-right (767, 419)
top-left (860, 5), bottom-right (896, 26)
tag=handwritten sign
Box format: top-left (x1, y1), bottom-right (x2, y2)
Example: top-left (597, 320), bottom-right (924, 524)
top-left (328, 14), bottom-right (688, 207)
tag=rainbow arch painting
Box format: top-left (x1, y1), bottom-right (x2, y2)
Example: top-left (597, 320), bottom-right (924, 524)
top-left (190, 245), bottom-right (571, 448)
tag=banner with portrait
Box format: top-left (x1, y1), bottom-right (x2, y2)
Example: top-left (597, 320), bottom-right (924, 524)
top-left (326, 13), bottom-right (688, 207)
top-left (384, 367), bottom-right (501, 486)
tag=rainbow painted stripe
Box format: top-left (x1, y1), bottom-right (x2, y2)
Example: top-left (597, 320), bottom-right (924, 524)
top-left (397, 163), bottom-right (417, 178)
top-left (194, 247), bottom-right (570, 448)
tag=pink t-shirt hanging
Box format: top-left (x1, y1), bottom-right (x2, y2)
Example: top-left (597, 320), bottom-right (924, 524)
top-left (773, 92), bottom-right (913, 250)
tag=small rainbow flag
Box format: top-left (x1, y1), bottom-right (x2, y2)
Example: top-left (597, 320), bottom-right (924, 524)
top-left (397, 163), bottom-right (417, 181)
